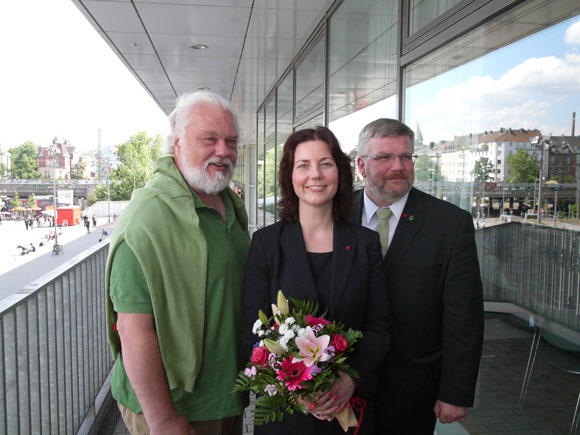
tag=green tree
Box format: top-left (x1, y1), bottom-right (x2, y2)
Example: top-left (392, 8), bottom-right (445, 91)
top-left (570, 203), bottom-right (578, 219)
top-left (414, 154), bottom-right (443, 182)
top-left (11, 191), bottom-right (21, 209)
top-left (9, 142), bottom-right (42, 179)
top-left (471, 157), bottom-right (494, 182)
top-left (28, 193), bottom-right (38, 210)
top-left (507, 150), bottom-right (540, 182)
top-left (0, 148), bottom-right (7, 178)
top-left (71, 157), bottom-right (87, 180)
top-left (89, 131), bottom-right (163, 204)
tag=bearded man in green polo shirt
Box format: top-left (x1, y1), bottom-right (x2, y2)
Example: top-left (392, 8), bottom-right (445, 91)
top-left (105, 90), bottom-right (250, 435)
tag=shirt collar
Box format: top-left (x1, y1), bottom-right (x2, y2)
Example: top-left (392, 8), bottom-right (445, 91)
top-left (363, 188), bottom-right (410, 224)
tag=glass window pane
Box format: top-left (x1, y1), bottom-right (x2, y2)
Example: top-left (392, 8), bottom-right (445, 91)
top-left (405, 4), bottom-right (580, 434)
top-left (295, 113), bottom-right (324, 132)
top-left (409, 0), bottom-right (465, 35)
top-left (296, 38), bottom-right (325, 123)
top-left (328, 0), bottom-right (398, 154)
top-left (264, 98), bottom-right (276, 226)
top-left (405, 0), bottom-right (580, 214)
top-left (276, 74), bottom-right (293, 221)
top-left (257, 109), bottom-right (265, 228)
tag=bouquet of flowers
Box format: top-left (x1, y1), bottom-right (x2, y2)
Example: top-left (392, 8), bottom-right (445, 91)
top-left (235, 291), bottom-right (364, 431)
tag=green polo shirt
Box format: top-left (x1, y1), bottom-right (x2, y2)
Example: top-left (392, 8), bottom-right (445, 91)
top-left (110, 189), bottom-right (250, 421)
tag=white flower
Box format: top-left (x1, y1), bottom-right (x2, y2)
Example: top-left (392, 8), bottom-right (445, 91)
top-left (296, 327), bottom-right (306, 337)
top-left (265, 385), bottom-right (277, 396)
top-left (259, 340), bottom-right (264, 347)
top-left (285, 317), bottom-right (296, 325)
top-left (283, 329), bottom-right (296, 340)
top-left (257, 330), bottom-right (265, 337)
top-left (268, 353), bottom-right (278, 369)
top-left (279, 324), bottom-right (289, 334)
top-left (245, 366), bottom-right (257, 377)
top-left (252, 319), bottom-right (263, 335)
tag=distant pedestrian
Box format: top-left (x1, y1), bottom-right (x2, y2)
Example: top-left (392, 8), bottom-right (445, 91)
top-left (83, 215), bottom-right (91, 233)
top-left (24, 219), bottom-right (29, 230)
top-left (99, 229), bottom-right (109, 242)
top-left (92, 215), bottom-right (97, 228)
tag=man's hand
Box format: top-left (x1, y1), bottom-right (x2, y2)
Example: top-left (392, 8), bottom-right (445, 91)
top-left (434, 400), bottom-right (468, 424)
top-left (149, 414), bottom-right (196, 435)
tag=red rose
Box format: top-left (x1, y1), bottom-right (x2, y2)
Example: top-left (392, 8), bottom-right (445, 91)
top-left (251, 346), bottom-right (270, 367)
top-left (331, 334), bottom-right (348, 353)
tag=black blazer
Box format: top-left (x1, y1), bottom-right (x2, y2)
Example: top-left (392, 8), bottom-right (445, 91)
top-left (242, 219), bottom-right (390, 399)
top-left (354, 187), bottom-right (484, 427)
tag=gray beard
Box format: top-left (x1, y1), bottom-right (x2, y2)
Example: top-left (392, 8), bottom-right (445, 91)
top-left (365, 176), bottom-right (412, 206)
top-left (181, 159), bottom-right (234, 195)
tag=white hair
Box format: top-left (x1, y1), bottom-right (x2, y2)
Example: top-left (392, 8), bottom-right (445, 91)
top-left (164, 91), bottom-right (239, 156)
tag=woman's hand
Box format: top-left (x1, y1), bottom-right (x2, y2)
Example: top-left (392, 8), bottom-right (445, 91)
top-left (309, 372), bottom-right (356, 420)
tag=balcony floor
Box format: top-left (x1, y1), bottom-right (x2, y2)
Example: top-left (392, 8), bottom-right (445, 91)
top-left (98, 315), bottom-right (579, 434)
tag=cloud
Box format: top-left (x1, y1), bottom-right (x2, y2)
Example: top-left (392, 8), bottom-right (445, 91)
top-left (565, 19), bottom-right (580, 45)
top-left (409, 53), bottom-right (580, 144)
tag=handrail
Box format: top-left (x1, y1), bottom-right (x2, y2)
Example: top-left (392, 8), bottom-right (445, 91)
top-left (0, 241), bottom-right (112, 434)
top-left (476, 222), bottom-right (580, 334)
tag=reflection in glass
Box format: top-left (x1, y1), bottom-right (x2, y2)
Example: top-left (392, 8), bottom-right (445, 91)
top-left (296, 38), bottom-right (325, 124)
top-left (409, 0), bottom-right (464, 35)
top-left (295, 113), bottom-right (324, 132)
top-left (277, 74), bottom-right (293, 221)
top-left (328, 0), bottom-right (398, 154)
top-left (405, 1), bottom-right (580, 215)
top-left (264, 98), bottom-right (276, 227)
top-left (257, 109), bottom-right (265, 228)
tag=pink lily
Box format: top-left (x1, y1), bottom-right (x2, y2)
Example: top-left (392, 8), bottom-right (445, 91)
top-left (294, 326), bottom-right (331, 367)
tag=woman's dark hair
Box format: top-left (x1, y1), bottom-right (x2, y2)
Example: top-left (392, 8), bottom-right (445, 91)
top-left (278, 126), bottom-right (353, 222)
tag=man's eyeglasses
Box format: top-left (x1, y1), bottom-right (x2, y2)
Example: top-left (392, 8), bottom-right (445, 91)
top-left (362, 153), bottom-right (418, 164)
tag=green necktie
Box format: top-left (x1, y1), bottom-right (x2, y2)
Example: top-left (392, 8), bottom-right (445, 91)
top-left (376, 208), bottom-right (393, 257)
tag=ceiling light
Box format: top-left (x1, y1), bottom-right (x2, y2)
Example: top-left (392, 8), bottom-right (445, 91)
top-left (129, 42), bottom-right (138, 48)
top-left (198, 87), bottom-right (210, 91)
top-left (189, 43), bottom-right (209, 50)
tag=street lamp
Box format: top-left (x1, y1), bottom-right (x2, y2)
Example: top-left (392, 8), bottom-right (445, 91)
top-left (48, 145), bottom-right (59, 251)
top-left (546, 180), bottom-right (560, 226)
top-left (531, 136), bottom-right (550, 224)
top-left (105, 158), bottom-right (111, 222)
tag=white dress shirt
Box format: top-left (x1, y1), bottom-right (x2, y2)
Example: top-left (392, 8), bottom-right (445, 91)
top-left (361, 189), bottom-right (410, 251)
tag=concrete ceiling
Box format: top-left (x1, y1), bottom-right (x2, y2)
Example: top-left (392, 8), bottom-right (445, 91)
top-left (72, 0), bottom-right (335, 143)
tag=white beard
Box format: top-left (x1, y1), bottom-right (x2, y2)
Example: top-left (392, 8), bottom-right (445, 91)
top-left (181, 157), bottom-right (235, 195)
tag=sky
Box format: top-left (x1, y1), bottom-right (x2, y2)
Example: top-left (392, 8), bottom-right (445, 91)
top-left (0, 1), bottom-right (578, 158)
top-left (0, 0), bottom-right (169, 154)
top-left (404, 16), bottom-right (580, 146)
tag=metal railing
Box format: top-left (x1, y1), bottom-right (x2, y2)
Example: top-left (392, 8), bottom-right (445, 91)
top-left (1, 220), bottom-right (579, 434)
top-left (476, 222), bottom-right (580, 332)
top-left (0, 241), bottom-right (112, 434)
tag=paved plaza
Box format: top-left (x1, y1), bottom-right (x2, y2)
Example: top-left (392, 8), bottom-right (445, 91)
top-left (0, 216), bottom-right (115, 302)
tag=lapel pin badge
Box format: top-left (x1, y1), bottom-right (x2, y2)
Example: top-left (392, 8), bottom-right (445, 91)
top-left (345, 245), bottom-right (351, 251)
top-left (409, 215), bottom-right (414, 221)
